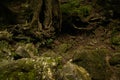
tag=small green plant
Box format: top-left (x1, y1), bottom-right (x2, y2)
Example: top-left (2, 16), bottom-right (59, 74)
top-left (46, 38), bottom-right (53, 45)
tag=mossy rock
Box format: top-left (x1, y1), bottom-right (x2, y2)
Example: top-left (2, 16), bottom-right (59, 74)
top-left (59, 62), bottom-right (91, 80)
top-left (109, 53), bottom-right (120, 66)
top-left (14, 43), bottom-right (38, 59)
top-left (72, 49), bottom-right (109, 80)
top-left (109, 53), bottom-right (120, 80)
top-left (0, 30), bottom-right (12, 40)
top-left (0, 57), bottom-right (62, 80)
top-left (111, 33), bottom-right (120, 45)
top-left (0, 56), bottom-right (91, 80)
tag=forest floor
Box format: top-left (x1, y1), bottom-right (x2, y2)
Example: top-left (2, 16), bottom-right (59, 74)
top-left (41, 25), bottom-right (118, 58)
top-left (0, 20), bottom-right (120, 80)
top-left (39, 25), bottom-right (120, 80)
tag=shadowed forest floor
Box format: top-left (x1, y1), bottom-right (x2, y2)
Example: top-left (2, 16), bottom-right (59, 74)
top-left (0, 0), bottom-right (120, 80)
top-left (39, 23), bottom-right (120, 80)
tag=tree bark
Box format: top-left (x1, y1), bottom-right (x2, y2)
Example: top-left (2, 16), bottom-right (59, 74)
top-left (30, 0), bottom-right (61, 38)
top-left (0, 0), bottom-right (61, 41)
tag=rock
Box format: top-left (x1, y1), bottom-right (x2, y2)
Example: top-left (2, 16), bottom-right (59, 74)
top-left (0, 56), bottom-right (91, 80)
top-left (0, 57), bottom-right (61, 80)
top-left (15, 46), bottom-right (31, 58)
top-left (111, 33), bottom-right (120, 45)
top-left (0, 30), bottom-right (12, 40)
top-left (15, 43), bottom-right (38, 59)
top-left (72, 49), bottom-right (110, 80)
top-left (109, 53), bottom-right (120, 66)
top-left (25, 43), bottom-right (38, 57)
top-left (109, 53), bottom-right (120, 80)
top-left (59, 62), bottom-right (91, 80)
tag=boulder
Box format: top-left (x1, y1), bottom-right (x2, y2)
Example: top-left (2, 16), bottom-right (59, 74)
top-left (0, 56), bottom-right (91, 80)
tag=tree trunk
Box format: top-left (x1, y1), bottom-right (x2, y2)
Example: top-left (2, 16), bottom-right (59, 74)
top-left (0, 0), bottom-right (61, 41)
top-left (30, 0), bottom-right (61, 38)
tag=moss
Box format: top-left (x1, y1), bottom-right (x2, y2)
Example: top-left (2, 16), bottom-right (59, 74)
top-left (110, 53), bottom-right (120, 66)
top-left (46, 38), bottom-right (54, 45)
top-left (0, 57), bottom-right (62, 80)
top-left (59, 62), bottom-right (91, 80)
top-left (57, 43), bottom-right (72, 53)
top-left (25, 43), bottom-right (38, 56)
top-left (61, 0), bottom-right (92, 17)
top-left (14, 43), bottom-right (38, 58)
top-left (0, 70), bottom-right (35, 80)
top-left (0, 56), bottom-right (92, 80)
top-left (0, 40), bottom-right (9, 49)
top-left (73, 49), bottom-right (109, 80)
top-left (111, 30), bottom-right (120, 45)
top-left (0, 30), bottom-right (12, 40)
top-left (0, 40), bottom-right (14, 60)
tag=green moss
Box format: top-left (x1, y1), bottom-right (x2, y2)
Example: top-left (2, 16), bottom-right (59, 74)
top-left (73, 49), bottom-right (109, 80)
top-left (0, 40), bottom-right (9, 49)
top-left (1, 70), bottom-right (35, 80)
top-left (61, 0), bottom-right (92, 17)
top-left (60, 62), bottom-right (91, 80)
top-left (57, 43), bottom-right (72, 53)
top-left (111, 31), bottom-right (120, 45)
top-left (111, 36), bottom-right (120, 45)
top-left (0, 57), bottom-right (62, 80)
top-left (46, 38), bottom-right (54, 45)
top-left (0, 40), bottom-right (14, 60)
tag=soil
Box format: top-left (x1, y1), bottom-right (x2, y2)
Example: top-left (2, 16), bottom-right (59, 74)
top-left (39, 25), bottom-right (120, 80)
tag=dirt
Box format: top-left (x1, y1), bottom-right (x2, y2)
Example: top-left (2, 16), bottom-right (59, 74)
top-left (39, 25), bottom-right (120, 80)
